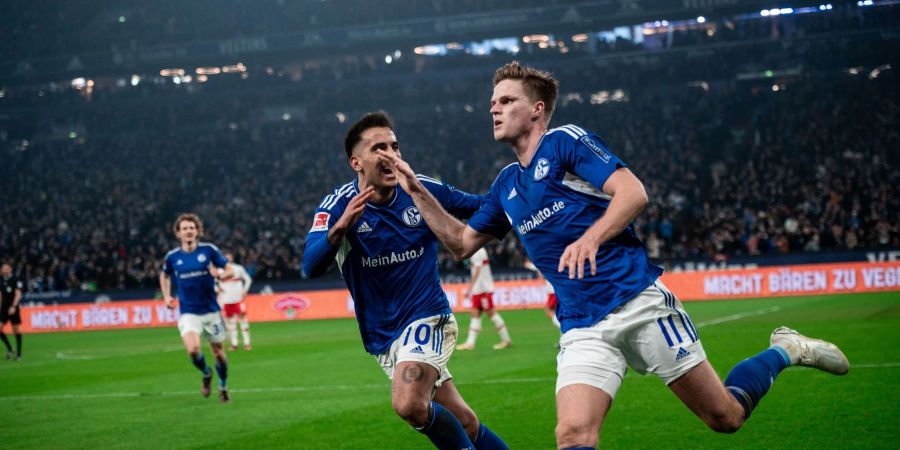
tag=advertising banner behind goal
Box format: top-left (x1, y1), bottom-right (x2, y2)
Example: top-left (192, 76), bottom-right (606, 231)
top-left (18, 261), bottom-right (900, 333)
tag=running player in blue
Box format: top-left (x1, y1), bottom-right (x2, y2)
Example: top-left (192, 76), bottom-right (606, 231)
top-left (160, 213), bottom-right (234, 403)
top-left (379, 62), bottom-right (849, 449)
top-left (302, 111), bottom-right (508, 450)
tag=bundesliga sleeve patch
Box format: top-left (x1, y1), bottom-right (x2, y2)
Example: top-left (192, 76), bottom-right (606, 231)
top-left (310, 212), bottom-right (330, 232)
top-left (580, 135), bottom-right (612, 163)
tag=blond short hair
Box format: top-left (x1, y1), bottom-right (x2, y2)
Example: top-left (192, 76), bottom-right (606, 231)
top-left (493, 61), bottom-right (559, 119)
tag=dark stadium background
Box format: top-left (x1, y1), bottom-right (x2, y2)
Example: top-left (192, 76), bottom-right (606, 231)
top-left (1, 2), bottom-right (899, 449)
top-left (1, 1), bottom-right (897, 302)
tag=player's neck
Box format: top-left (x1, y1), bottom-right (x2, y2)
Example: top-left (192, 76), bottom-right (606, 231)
top-left (358, 178), bottom-right (395, 204)
top-left (181, 241), bottom-right (198, 253)
top-left (510, 124), bottom-right (548, 167)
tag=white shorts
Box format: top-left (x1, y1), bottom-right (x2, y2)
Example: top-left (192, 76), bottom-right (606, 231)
top-left (556, 281), bottom-right (706, 397)
top-left (177, 312), bottom-right (227, 344)
top-left (375, 314), bottom-right (457, 390)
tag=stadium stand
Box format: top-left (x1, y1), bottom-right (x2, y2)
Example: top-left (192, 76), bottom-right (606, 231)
top-left (1, 2), bottom-right (897, 293)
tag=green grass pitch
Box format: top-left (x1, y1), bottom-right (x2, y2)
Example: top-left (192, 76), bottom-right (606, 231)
top-left (1, 291), bottom-right (898, 449)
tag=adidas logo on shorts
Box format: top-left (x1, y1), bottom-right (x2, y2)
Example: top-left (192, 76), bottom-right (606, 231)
top-left (410, 345), bottom-right (425, 355)
top-left (675, 347), bottom-right (691, 361)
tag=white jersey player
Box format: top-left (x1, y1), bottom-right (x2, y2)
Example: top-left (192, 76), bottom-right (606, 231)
top-left (217, 253), bottom-right (253, 351)
top-left (524, 258), bottom-right (559, 330)
top-left (456, 247), bottom-right (511, 351)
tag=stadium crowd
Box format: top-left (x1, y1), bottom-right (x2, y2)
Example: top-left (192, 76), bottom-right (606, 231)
top-left (1, 6), bottom-right (897, 293)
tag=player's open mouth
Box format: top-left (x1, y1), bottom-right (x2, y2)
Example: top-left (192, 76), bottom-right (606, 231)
top-left (380, 166), bottom-right (395, 176)
top-left (493, 120), bottom-right (502, 128)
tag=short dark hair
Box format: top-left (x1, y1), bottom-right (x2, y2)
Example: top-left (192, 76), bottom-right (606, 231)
top-left (494, 61), bottom-right (559, 119)
top-left (344, 111), bottom-right (395, 159)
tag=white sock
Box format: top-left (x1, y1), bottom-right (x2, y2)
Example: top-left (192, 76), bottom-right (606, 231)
top-left (491, 314), bottom-right (510, 342)
top-left (466, 318), bottom-right (481, 345)
top-left (227, 317), bottom-right (238, 348)
top-left (239, 318), bottom-right (251, 346)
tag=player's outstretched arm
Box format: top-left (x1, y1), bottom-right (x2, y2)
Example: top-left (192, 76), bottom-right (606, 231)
top-left (377, 150), bottom-right (493, 259)
top-left (558, 167), bottom-right (649, 279)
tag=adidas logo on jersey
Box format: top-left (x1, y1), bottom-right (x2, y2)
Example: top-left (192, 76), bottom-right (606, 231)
top-left (410, 345), bottom-right (425, 355)
top-left (357, 221), bottom-right (373, 233)
top-left (507, 188), bottom-right (518, 200)
top-left (675, 347), bottom-right (691, 361)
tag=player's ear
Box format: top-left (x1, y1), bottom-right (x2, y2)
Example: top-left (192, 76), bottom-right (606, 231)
top-left (349, 153), bottom-right (362, 173)
top-left (532, 101), bottom-right (544, 121)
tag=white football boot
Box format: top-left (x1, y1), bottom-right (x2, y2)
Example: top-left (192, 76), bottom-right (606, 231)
top-left (770, 326), bottom-right (849, 375)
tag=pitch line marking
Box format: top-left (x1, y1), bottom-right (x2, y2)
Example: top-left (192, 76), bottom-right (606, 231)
top-left (696, 306), bottom-right (782, 327)
top-left (4, 365), bottom-right (898, 401)
top-left (55, 345), bottom-right (184, 360)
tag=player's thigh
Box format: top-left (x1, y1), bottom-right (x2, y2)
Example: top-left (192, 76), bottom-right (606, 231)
top-left (620, 282), bottom-right (706, 384)
top-left (668, 359), bottom-right (742, 422)
top-left (376, 314), bottom-right (457, 394)
top-left (200, 312), bottom-right (227, 344)
top-left (556, 383), bottom-right (613, 436)
top-left (178, 314), bottom-right (204, 352)
top-left (10, 309), bottom-right (22, 326)
top-left (480, 292), bottom-right (495, 311)
top-left (392, 360), bottom-right (441, 407)
top-left (556, 325), bottom-right (627, 398)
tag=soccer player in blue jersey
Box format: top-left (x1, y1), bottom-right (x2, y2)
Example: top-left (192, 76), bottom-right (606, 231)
top-left (379, 62), bottom-right (849, 449)
top-left (302, 111), bottom-right (508, 450)
top-left (160, 213), bottom-right (234, 403)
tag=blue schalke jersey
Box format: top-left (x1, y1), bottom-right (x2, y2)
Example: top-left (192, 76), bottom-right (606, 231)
top-left (467, 124), bottom-right (663, 332)
top-left (162, 242), bottom-right (228, 315)
top-left (303, 177), bottom-right (483, 355)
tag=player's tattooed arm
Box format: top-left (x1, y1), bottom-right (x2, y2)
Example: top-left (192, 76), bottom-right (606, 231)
top-left (327, 186), bottom-right (375, 245)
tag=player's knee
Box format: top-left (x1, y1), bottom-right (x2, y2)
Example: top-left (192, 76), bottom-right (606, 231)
top-left (705, 409), bottom-right (744, 434)
top-left (555, 420), bottom-right (598, 448)
top-left (392, 397), bottom-right (430, 427)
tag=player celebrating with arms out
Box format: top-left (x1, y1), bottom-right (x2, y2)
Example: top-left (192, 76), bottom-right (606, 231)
top-left (302, 111), bottom-right (508, 450)
top-left (378, 62), bottom-right (849, 449)
top-left (160, 213), bottom-right (234, 403)
top-left (217, 251), bottom-right (253, 351)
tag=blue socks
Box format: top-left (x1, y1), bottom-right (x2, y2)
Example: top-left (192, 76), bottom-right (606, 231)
top-left (473, 423), bottom-right (509, 450)
top-left (190, 352), bottom-right (210, 375)
top-left (215, 359), bottom-right (228, 388)
top-left (416, 402), bottom-right (474, 449)
top-left (724, 347), bottom-right (790, 418)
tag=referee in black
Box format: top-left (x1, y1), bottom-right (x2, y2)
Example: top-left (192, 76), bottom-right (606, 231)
top-left (1, 263), bottom-right (24, 361)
